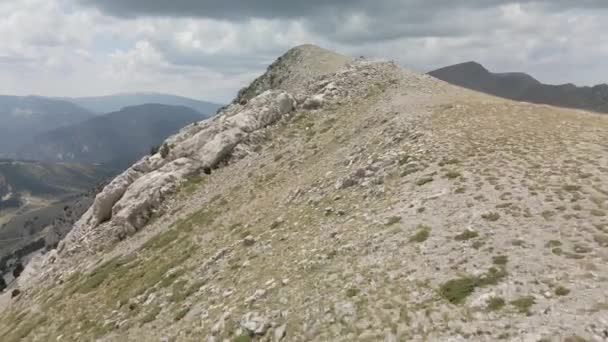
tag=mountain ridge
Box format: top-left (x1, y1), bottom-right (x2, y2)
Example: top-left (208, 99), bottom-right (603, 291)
top-left (429, 61), bottom-right (608, 113)
top-left (2, 45), bottom-right (607, 341)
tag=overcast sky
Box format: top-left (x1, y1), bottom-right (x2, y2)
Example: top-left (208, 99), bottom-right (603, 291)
top-left (1, 0), bottom-right (607, 103)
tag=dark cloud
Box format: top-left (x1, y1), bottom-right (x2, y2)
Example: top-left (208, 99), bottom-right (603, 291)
top-left (74, 0), bottom-right (608, 20)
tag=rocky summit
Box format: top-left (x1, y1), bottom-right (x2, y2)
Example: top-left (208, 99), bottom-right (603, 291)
top-left (1, 45), bottom-right (607, 341)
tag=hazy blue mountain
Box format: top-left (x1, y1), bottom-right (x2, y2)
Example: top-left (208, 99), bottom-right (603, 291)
top-left (428, 62), bottom-right (608, 113)
top-left (18, 104), bottom-right (203, 167)
top-left (0, 96), bottom-right (94, 158)
top-left (61, 92), bottom-right (223, 116)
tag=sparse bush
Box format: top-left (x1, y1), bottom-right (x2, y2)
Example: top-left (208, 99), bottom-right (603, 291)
top-left (555, 286), bottom-right (570, 296)
top-left (445, 171), bottom-right (462, 180)
top-left (439, 277), bottom-right (476, 304)
top-left (563, 185), bottom-right (581, 192)
top-left (159, 143), bottom-right (170, 159)
top-left (12, 262), bottom-right (24, 278)
top-left (234, 334), bottom-right (252, 342)
top-left (346, 288), bottom-right (360, 297)
top-left (492, 255), bottom-right (508, 265)
top-left (476, 267), bottom-right (507, 286)
top-left (510, 296), bottom-right (535, 315)
top-left (410, 225), bottom-right (430, 243)
top-left (487, 297), bottom-right (506, 311)
top-left (481, 212), bottom-right (500, 222)
top-left (455, 229), bottom-right (478, 241)
top-left (149, 145), bottom-right (160, 155)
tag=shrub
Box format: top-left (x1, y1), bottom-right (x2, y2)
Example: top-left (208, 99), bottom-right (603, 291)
top-left (455, 229), bottom-right (479, 241)
top-left (510, 296), bottom-right (535, 314)
top-left (410, 225), bottom-right (431, 243)
top-left (555, 286), bottom-right (570, 296)
top-left (149, 145), bottom-right (160, 155)
top-left (439, 277), bottom-right (476, 304)
top-left (487, 297), bottom-right (506, 311)
top-left (159, 143), bottom-right (170, 159)
top-left (481, 212), bottom-right (500, 222)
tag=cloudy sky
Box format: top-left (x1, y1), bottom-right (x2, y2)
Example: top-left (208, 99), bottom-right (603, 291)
top-left (1, 0), bottom-right (607, 103)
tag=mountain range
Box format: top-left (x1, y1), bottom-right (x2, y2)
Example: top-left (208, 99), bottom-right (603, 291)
top-left (0, 93), bottom-right (222, 165)
top-left (0, 96), bottom-right (94, 158)
top-left (18, 104), bottom-right (204, 167)
top-left (428, 61), bottom-right (608, 113)
top-left (59, 92), bottom-right (222, 116)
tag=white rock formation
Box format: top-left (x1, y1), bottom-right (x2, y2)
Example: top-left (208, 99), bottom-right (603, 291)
top-left (60, 90), bottom-right (296, 253)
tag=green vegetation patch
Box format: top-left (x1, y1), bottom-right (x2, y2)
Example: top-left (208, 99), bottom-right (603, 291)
top-left (174, 307), bottom-right (191, 322)
top-left (563, 184), bottom-right (581, 192)
top-left (234, 334), bottom-right (253, 342)
top-left (175, 208), bottom-right (218, 232)
top-left (439, 267), bottom-right (508, 304)
top-left (384, 216), bottom-right (402, 226)
top-left (510, 296), bottom-right (536, 315)
top-left (555, 286), bottom-right (571, 296)
top-left (481, 212), bottom-right (500, 222)
top-left (410, 225), bottom-right (431, 243)
top-left (476, 267), bottom-right (508, 287)
top-left (492, 255), bottom-right (508, 266)
top-left (74, 254), bottom-right (138, 294)
top-left (181, 175), bottom-right (207, 195)
top-left (141, 229), bottom-right (180, 251)
top-left (346, 287), bottom-right (360, 298)
top-left (486, 297), bottom-right (506, 311)
top-left (439, 277), bottom-right (477, 304)
top-left (444, 171), bottom-right (462, 180)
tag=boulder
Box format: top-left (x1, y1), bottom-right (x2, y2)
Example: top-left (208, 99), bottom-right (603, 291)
top-left (303, 94), bottom-right (325, 110)
top-left (112, 158), bottom-right (200, 230)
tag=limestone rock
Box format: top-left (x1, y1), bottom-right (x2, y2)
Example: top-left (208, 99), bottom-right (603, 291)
top-left (240, 312), bottom-right (270, 336)
top-left (303, 94), bottom-right (325, 110)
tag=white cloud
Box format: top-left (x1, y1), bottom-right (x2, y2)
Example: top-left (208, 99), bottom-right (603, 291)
top-left (0, 0), bottom-right (607, 103)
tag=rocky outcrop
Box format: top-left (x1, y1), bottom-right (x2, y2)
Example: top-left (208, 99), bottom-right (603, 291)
top-left (57, 50), bottom-right (408, 257)
top-left (60, 90), bottom-right (297, 253)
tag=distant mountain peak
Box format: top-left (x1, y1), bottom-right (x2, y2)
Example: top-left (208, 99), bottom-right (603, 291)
top-left (437, 61), bottom-right (489, 73)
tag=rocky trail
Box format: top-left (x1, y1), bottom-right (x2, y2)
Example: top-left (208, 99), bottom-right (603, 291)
top-left (0, 45), bottom-right (607, 341)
